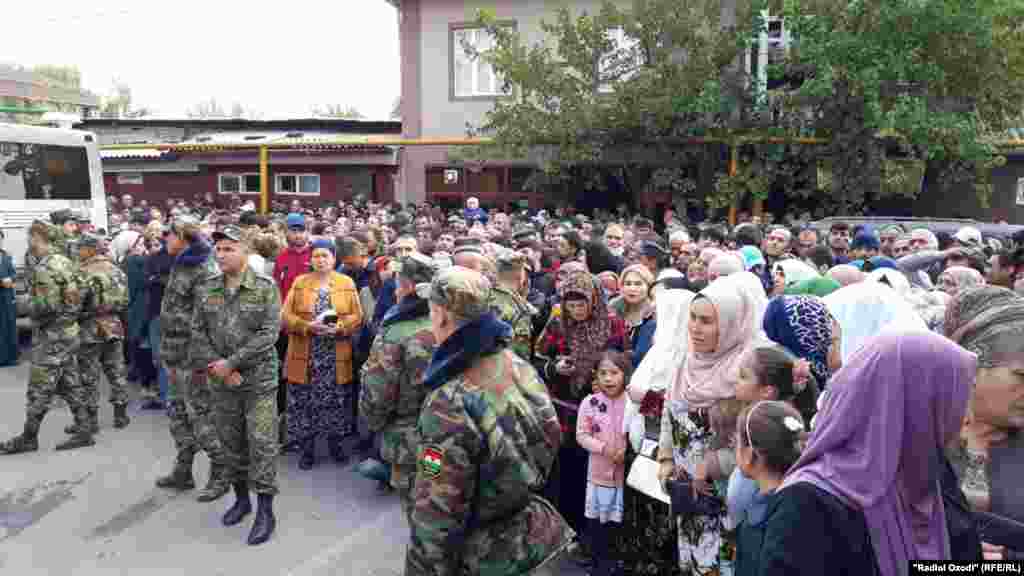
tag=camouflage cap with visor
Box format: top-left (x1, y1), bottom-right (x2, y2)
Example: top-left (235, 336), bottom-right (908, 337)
top-left (416, 266), bottom-right (493, 321)
top-left (399, 252), bottom-right (437, 285)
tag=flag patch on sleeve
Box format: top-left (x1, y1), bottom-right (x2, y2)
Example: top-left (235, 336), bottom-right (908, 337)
top-left (420, 446), bottom-right (444, 479)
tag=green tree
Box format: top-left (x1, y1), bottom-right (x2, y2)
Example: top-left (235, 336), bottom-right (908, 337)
top-left (100, 79), bottom-right (133, 118)
top-left (774, 0), bottom-right (1024, 211)
top-left (31, 64), bottom-right (82, 89)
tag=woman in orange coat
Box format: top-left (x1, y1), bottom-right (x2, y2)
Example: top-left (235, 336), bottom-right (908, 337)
top-left (282, 239), bottom-right (364, 470)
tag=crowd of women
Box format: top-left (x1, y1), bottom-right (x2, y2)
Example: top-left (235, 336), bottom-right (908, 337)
top-left (63, 192), bottom-right (1024, 574)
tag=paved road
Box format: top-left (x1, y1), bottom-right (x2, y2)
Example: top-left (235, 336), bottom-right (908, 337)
top-left (0, 362), bottom-right (583, 576)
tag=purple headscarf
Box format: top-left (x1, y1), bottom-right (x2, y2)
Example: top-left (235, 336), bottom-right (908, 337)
top-left (781, 329), bottom-right (975, 576)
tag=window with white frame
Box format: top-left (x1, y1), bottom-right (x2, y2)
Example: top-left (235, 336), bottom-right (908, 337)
top-left (598, 27), bottom-right (644, 93)
top-left (218, 173), bottom-right (261, 195)
top-left (452, 26), bottom-right (510, 99)
top-left (275, 173), bottom-right (320, 196)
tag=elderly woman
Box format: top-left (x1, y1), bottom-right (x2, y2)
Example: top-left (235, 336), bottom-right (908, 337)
top-left (405, 266), bottom-right (572, 575)
top-left (610, 264), bottom-right (656, 367)
top-left (282, 238), bottom-right (364, 470)
top-left (939, 266), bottom-right (985, 297)
top-left (945, 287), bottom-right (1024, 560)
top-left (657, 272), bottom-right (768, 575)
top-left (534, 270), bottom-right (625, 550)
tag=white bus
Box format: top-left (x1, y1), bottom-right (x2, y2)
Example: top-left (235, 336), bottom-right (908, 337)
top-left (0, 122), bottom-right (107, 269)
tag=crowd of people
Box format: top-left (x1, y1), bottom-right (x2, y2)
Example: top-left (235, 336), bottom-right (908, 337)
top-left (0, 191), bottom-right (1021, 575)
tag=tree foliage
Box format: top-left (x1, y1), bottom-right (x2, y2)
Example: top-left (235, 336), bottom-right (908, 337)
top-left (466, 0), bottom-right (1024, 215)
top-left (30, 64), bottom-right (82, 89)
top-left (187, 98), bottom-right (261, 119)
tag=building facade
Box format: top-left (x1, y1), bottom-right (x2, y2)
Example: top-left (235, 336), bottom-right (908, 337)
top-left (389, 0), bottom-right (634, 208)
top-left (0, 65), bottom-right (100, 122)
top-left (80, 118), bottom-right (401, 208)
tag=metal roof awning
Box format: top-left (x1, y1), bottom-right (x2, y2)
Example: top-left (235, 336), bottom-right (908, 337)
top-left (101, 148), bottom-right (165, 160)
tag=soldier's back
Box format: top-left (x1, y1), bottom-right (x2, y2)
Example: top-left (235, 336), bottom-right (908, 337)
top-left (31, 252), bottom-right (80, 343)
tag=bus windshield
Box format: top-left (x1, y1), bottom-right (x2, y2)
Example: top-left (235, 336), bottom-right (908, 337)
top-left (0, 141), bottom-right (92, 200)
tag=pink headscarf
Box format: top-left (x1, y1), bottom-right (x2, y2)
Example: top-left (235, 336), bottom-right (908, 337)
top-left (674, 271), bottom-right (768, 408)
top-left (781, 329), bottom-right (975, 576)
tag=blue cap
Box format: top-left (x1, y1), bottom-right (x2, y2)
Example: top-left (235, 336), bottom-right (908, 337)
top-left (286, 213), bottom-right (305, 230)
top-left (850, 232), bottom-right (880, 251)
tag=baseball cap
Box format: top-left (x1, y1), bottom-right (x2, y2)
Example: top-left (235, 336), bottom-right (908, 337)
top-left (416, 266), bottom-right (493, 320)
top-left (212, 225), bottom-right (243, 243)
top-left (286, 213), bottom-right (306, 230)
top-left (953, 226), bottom-right (982, 246)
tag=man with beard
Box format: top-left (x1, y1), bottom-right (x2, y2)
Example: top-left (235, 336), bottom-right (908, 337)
top-left (796, 226), bottom-right (820, 260)
top-left (669, 230), bottom-right (693, 274)
top-left (603, 223), bottom-right (626, 258)
top-left (272, 213), bottom-right (311, 446)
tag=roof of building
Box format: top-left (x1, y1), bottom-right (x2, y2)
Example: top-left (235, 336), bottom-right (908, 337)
top-left (78, 117), bottom-right (401, 134)
top-left (100, 148), bottom-right (165, 160)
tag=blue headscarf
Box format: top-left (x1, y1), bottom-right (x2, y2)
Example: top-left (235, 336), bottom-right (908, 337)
top-left (763, 295), bottom-right (834, 386)
top-left (867, 255), bottom-right (898, 270)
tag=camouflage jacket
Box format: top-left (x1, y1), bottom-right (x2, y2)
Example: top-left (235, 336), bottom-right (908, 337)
top-left (359, 297), bottom-right (436, 486)
top-left (489, 286), bottom-right (537, 361)
top-left (77, 255), bottom-right (128, 343)
top-left (29, 250), bottom-right (81, 348)
top-left (160, 242), bottom-right (218, 367)
top-left (190, 266), bottom-right (281, 391)
top-left (406, 350), bottom-right (572, 576)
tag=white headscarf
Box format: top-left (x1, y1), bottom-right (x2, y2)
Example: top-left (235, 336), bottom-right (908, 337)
top-left (624, 289), bottom-right (694, 451)
top-left (774, 258), bottom-right (820, 289)
top-left (823, 282), bottom-right (927, 363)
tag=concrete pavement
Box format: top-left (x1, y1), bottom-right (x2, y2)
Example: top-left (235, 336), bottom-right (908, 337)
top-left (0, 362), bottom-right (585, 576)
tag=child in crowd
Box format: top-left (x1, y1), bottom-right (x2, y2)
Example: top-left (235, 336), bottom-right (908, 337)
top-left (732, 401), bottom-right (807, 576)
top-left (727, 344), bottom-right (815, 530)
top-left (577, 350), bottom-right (631, 576)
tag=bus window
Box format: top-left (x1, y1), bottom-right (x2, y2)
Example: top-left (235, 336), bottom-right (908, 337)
top-left (0, 142), bottom-right (91, 201)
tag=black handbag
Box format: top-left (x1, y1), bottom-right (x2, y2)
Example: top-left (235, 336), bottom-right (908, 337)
top-left (666, 478), bottom-right (724, 518)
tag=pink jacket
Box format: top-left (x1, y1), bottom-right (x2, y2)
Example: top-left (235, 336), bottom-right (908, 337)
top-left (576, 392), bottom-right (626, 487)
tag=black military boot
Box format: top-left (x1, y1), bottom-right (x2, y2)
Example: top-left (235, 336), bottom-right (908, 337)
top-left (328, 434), bottom-right (349, 465)
top-left (113, 404), bottom-right (130, 429)
top-left (247, 493), bottom-right (276, 546)
top-left (196, 463), bottom-right (230, 503)
top-left (56, 409), bottom-right (97, 451)
top-left (64, 407), bottom-right (100, 435)
top-left (0, 415), bottom-right (42, 455)
top-left (155, 449), bottom-right (197, 490)
top-left (222, 482), bottom-right (252, 527)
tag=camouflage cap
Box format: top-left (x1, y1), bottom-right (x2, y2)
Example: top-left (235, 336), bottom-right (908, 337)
top-left (78, 233), bottom-right (101, 248)
top-left (212, 224), bottom-right (244, 243)
top-left (399, 252), bottom-right (437, 285)
top-left (417, 265), bottom-right (493, 321)
top-left (49, 208), bottom-right (73, 225)
top-left (495, 249), bottom-right (528, 273)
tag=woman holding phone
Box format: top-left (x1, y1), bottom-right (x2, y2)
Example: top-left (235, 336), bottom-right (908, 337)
top-left (282, 238), bottom-right (364, 470)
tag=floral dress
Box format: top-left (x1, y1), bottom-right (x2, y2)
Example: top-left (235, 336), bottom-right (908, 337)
top-left (664, 399), bottom-right (734, 576)
top-left (287, 288), bottom-right (354, 444)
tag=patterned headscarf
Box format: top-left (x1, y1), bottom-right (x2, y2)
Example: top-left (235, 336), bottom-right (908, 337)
top-left (763, 295), bottom-right (835, 385)
top-left (945, 286), bottom-right (1024, 368)
top-left (559, 271), bottom-right (612, 394)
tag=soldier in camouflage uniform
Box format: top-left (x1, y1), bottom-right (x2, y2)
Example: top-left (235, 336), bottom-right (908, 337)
top-left (155, 215), bottom-right (229, 503)
top-left (191, 225), bottom-right (281, 546)
top-left (490, 250), bottom-right (538, 361)
top-left (0, 221), bottom-right (96, 454)
top-left (67, 234), bottom-right (130, 435)
top-left (359, 252), bottom-right (437, 513)
top-left (406, 266), bottom-right (573, 576)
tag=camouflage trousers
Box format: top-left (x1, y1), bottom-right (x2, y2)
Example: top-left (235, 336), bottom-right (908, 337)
top-left (213, 383), bottom-right (279, 495)
top-left (165, 364), bottom-right (224, 464)
top-left (26, 347), bottom-right (89, 420)
top-left (78, 340), bottom-right (128, 408)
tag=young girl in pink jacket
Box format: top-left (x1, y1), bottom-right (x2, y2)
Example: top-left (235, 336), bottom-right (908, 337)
top-left (576, 350), bottom-right (631, 576)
